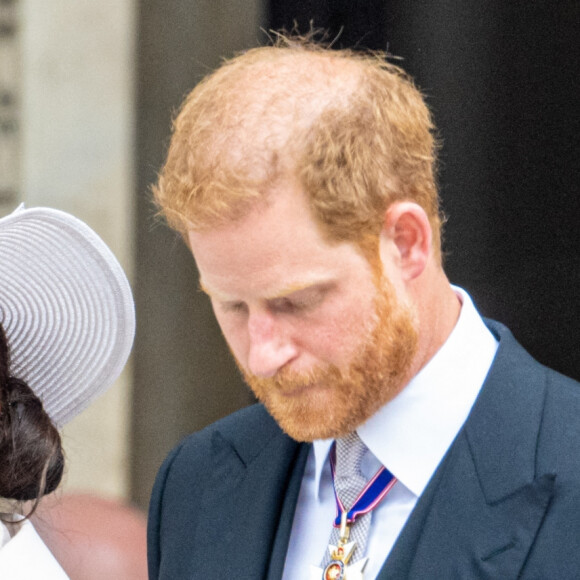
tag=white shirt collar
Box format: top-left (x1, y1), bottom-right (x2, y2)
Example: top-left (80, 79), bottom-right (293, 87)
top-left (311, 287), bottom-right (498, 497)
top-left (0, 521), bottom-right (11, 550)
top-left (0, 519), bottom-right (69, 578)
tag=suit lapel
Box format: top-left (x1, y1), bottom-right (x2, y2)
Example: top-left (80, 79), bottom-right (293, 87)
top-left (379, 322), bottom-right (555, 578)
top-left (189, 409), bottom-right (307, 578)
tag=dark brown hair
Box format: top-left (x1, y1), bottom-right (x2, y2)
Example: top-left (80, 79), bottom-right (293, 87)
top-left (0, 322), bottom-right (64, 506)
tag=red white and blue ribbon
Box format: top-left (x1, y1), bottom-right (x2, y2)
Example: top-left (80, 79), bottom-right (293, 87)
top-left (330, 444), bottom-right (397, 527)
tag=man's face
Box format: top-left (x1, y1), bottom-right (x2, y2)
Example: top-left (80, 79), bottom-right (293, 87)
top-left (188, 183), bottom-right (418, 442)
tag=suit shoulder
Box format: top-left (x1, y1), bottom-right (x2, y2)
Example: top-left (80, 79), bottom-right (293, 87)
top-left (149, 404), bottom-right (284, 531)
top-left (481, 320), bottom-right (580, 473)
top-left (545, 366), bottom-right (580, 395)
top-left (542, 366), bottom-right (580, 424)
top-left (157, 404), bottom-right (283, 477)
top-left (486, 318), bottom-right (579, 401)
top-left (537, 366), bottom-right (580, 475)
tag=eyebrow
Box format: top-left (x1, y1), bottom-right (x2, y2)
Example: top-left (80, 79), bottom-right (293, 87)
top-left (199, 278), bottom-right (330, 302)
top-left (268, 282), bottom-right (322, 300)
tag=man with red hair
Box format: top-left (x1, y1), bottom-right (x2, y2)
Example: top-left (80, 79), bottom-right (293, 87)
top-left (148, 37), bottom-right (580, 579)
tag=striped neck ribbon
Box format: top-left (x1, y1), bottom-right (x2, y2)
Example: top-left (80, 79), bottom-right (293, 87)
top-left (330, 443), bottom-right (397, 527)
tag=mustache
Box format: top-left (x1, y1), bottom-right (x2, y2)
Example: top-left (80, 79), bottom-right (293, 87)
top-left (242, 363), bottom-right (343, 392)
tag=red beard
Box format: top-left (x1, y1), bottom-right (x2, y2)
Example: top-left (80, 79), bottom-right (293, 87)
top-left (240, 280), bottom-right (418, 441)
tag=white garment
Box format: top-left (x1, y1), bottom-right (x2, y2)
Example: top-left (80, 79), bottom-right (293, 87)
top-left (0, 519), bottom-right (68, 579)
top-left (282, 287), bottom-right (499, 580)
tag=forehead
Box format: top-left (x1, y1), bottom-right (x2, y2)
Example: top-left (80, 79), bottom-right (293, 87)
top-left (187, 183), bottom-right (371, 300)
top-left (194, 52), bottom-right (361, 169)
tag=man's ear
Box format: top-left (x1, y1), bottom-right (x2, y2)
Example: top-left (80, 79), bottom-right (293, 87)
top-left (382, 202), bottom-right (432, 281)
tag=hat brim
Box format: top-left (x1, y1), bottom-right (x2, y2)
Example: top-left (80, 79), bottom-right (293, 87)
top-left (0, 205), bottom-right (135, 427)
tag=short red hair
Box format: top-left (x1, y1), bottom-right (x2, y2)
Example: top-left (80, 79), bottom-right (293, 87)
top-left (154, 35), bottom-right (442, 257)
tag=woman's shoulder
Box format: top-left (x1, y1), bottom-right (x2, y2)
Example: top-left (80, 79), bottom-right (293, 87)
top-left (0, 518), bottom-right (69, 579)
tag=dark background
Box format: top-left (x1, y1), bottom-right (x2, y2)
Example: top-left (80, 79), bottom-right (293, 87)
top-left (132, 0), bottom-right (579, 508)
top-left (270, 0), bottom-right (580, 381)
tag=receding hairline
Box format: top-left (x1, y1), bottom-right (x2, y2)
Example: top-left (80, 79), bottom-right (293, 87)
top-left (193, 47), bottom-right (366, 158)
top-left (164, 47), bottom-right (371, 230)
top-left (155, 40), bottom-right (441, 258)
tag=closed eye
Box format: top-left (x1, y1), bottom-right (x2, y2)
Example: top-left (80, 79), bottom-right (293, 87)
top-left (267, 285), bottom-right (330, 314)
top-left (268, 297), bottom-right (300, 314)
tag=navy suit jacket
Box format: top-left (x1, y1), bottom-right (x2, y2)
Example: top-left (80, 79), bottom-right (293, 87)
top-left (148, 321), bottom-right (580, 578)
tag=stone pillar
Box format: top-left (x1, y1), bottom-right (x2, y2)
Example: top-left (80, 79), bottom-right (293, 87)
top-left (17, 0), bottom-right (136, 499)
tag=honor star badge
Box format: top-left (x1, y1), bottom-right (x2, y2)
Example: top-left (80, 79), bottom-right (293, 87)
top-left (311, 447), bottom-right (396, 579)
top-left (310, 513), bottom-right (369, 580)
top-left (309, 541), bottom-right (368, 580)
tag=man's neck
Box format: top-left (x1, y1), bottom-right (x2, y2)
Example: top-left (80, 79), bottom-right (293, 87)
top-left (407, 265), bottom-right (462, 380)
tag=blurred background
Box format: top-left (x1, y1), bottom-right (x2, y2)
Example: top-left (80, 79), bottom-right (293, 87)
top-left (1, 0), bottom-right (578, 536)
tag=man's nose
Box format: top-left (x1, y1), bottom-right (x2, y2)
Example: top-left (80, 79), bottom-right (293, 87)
top-left (246, 312), bottom-right (297, 378)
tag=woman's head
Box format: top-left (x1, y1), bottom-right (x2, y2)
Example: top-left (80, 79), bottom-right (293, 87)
top-left (0, 321), bottom-right (64, 501)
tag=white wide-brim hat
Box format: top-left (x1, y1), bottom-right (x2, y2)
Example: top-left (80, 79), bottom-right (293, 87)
top-left (0, 205), bottom-right (135, 427)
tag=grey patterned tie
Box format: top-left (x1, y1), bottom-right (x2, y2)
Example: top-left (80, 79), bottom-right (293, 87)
top-left (322, 431), bottom-right (371, 566)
